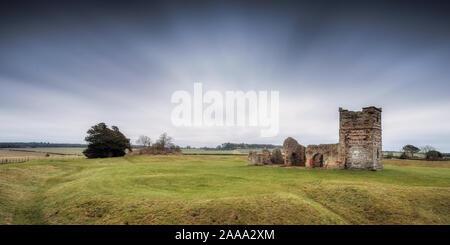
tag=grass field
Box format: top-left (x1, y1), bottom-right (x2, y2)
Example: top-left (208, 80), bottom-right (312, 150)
top-left (0, 155), bottom-right (449, 225)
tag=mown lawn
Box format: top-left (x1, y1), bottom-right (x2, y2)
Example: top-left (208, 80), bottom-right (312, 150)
top-left (0, 155), bottom-right (449, 225)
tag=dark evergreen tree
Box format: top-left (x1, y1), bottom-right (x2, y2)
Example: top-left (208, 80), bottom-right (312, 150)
top-left (402, 144), bottom-right (420, 158)
top-left (83, 123), bottom-right (132, 158)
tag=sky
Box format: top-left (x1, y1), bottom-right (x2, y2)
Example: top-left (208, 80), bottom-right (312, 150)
top-left (1, 0), bottom-right (449, 151)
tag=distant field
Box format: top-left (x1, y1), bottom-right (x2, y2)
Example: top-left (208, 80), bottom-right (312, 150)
top-left (1, 147), bottom-right (250, 158)
top-left (0, 155), bottom-right (448, 225)
top-left (0, 148), bottom-right (85, 157)
top-left (384, 158), bottom-right (450, 168)
top-left (181, 148), bottom-right (268, 154)
top-left (384, 151), bottom-right (426, 158)
top-left (182, 149), bottom-right (239, 154)
top-left (0, 149), bottom-right (45, 158)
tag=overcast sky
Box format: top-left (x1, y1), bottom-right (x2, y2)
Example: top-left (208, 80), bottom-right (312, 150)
top-left (1, 0), bottom-right (449, 151)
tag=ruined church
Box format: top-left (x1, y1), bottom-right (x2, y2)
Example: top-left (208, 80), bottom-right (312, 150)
top-left (248, 106), bottom-right (382, 170)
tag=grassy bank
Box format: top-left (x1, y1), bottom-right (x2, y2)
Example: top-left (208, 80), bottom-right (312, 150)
top-left (0, 155), bottom-right (449, 225)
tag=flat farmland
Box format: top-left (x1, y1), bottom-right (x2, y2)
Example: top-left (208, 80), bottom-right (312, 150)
top-left (0, 148), bottom-right (85, 157)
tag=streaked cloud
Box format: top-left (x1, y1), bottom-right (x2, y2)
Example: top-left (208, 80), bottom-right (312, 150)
top-left (0, 1), bottom-right (449, 151)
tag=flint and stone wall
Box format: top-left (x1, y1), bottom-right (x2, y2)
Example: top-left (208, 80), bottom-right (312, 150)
top-left (248, 151), bottom-right (263, 166)
top-left (248, 106), bottom-right (382, 171)
top-left (305, 144), bottom-right (342, 169)
top-left (339, 106), bottom-right (382, 170)
top-left (248, 149), bottom-right (272, 166)
top-left (270, 148), bottom-right (284, 164)
top-left (283, 137), bottom-right (306, 166)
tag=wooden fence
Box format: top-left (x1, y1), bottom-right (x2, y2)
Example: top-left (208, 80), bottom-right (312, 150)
top-left (0, 157), bottom-right (30, 164)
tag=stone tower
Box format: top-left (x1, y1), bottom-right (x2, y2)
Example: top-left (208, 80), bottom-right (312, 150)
top-left (339, 106), bottom-right (382, 170)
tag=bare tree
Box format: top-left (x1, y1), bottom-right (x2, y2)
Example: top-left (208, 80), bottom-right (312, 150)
top-left (136, 135), bottom-right (152, 147)
top-left (155, 132), bottom-right (173, 149)
top-left (420, 145), bottom-right (436, 154)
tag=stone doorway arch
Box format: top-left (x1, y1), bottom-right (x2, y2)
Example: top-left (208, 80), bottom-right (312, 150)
top-left (290, 152), bottom-right (297, 165)
top-left (312, 153), bottom-right (323, 168)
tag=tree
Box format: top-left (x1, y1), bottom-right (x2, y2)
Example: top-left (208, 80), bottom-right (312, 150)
top-left (132, 132), bottom-right (182, 155)
top-left (154, 132), bottom-right (173, 149)
top-left (426, 150), bottom-right (442, 161)
top-left (420, 145), bottom-right (436, 154)
top-left (402, 145), bottom-right (420, 158)
top-left (83, 123), bottom-right (132, 158)
top-left (136, 135), bottom-right (152, 147)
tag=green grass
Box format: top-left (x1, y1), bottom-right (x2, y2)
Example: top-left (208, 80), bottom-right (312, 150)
top-left (0, 155), bottom-right (449, 225)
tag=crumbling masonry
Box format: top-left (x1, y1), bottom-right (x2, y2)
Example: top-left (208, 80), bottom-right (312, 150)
top-left (248, 106), bottom-right (382, 170)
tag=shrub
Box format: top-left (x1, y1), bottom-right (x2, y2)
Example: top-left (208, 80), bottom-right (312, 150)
top-left (129, 133), bottom-right (181, 155)
top-left (131, 146), bottom-right (181, 155)
top-left (399, 152), bottom-right (408, 159)
top-left (426, 150), bottom-right (442, 161)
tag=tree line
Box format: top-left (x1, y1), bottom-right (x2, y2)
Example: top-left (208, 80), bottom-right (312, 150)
top-left (384, 144), bottom-right (446, 161)
top-left (215, 143), bottom-right (282, 150)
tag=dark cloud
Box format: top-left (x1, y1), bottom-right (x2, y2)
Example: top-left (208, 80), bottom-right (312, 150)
top-left (0, 0), bottom-right (449, 150)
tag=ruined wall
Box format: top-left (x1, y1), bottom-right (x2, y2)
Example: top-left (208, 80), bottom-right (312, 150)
top-left (305, 144), bottom-right (342, 169)
top-left (248, 149), bottom-right (273, 166)
top-left (248, 151), bottom-right (263, 166)
top-left (261, 149), bottom-right (271, 165)
top-left (283, 137), bottom-right (306, 166)
top-left (270, 148), bottom-right (284, 164)
top-left (248, 106), bottom-right (382, 171)
top-left (339, 106), bottom-right (382, 170)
